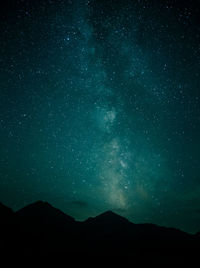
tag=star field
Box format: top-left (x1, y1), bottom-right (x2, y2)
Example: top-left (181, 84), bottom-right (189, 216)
top-left (0, 0), bottom-right (200, 233)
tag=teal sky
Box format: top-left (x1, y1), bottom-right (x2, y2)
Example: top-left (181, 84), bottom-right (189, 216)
top-left (0, 0), bottom-right (200, 233)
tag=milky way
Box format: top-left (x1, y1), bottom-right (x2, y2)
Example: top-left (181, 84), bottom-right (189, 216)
top-left (0, 0), bottom-right (200, 233)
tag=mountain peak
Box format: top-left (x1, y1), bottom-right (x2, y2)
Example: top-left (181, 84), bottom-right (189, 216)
top-left (17, 200), bottom-right (63, 212)
top-left (99, 210), bottom-right (122, 218)
top-left (23, 200), bottom-right (53, 209)
top-left (98, 210), bottom-right (130, 222)
top-left (16, 201), bottom-right (75, 224)
top-left (85, 210), bottom-right (131, 227)
top-left (102, 210), bottom-right (117, 215)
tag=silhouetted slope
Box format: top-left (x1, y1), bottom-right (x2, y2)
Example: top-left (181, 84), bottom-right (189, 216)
top-left (0, 201), bottom-right (199, 261)
top-left (83, 210), bottom-right (198, 257)
top-left (14, 201), bottom-right (77, 255)
top-left (196, 231), bottom-right (200, 237)
top-left (85, 210), bottom-right (131, 225)
top-left (0, 202), bottom-right (14, 224)
top-left (82, 211), bottom-right (134, 255)
top-left (16, 201), bottom-right (75, 226)
top-left (0, 203), bottom-right (15, 253)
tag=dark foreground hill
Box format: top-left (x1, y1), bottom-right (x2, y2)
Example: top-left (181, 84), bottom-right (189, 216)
top-left (0, 201), bottom-right (199, 263)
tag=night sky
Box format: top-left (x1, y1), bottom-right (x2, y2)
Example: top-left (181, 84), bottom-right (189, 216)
top-left (0, 0), bottom-right (200, 233)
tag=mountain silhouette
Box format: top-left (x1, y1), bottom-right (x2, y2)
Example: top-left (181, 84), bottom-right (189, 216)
top-left (16, 201), bottom-right (75, 226)
top-left (0, 201), bottom-right (199, 262)
top-left (0, 202), bottom-right (14, 224)
top-left (85, 210), bottom-right (131, 225)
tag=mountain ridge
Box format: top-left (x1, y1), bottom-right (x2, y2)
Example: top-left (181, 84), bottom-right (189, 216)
top-left (16, 200), bottom-right (75, 221)
top-left (0, 200), bottom-right (199, 260)
top-left (1, 200), bottom-right (199, 234)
